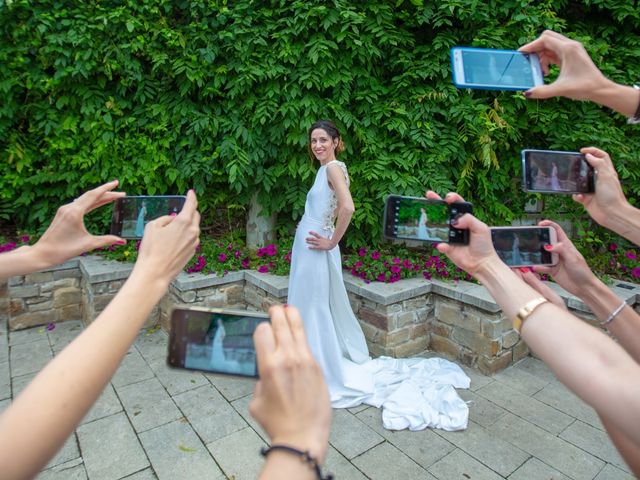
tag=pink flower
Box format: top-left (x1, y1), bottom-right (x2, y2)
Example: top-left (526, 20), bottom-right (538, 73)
top-left (392, 257), bottom-right (401, 264)
top-left (46, 322), bottom-right (56, 331)
top-left (20, 235), bottom-right (30, 243)
top-left (241, 258), bottom-right (250, 269)
top-left (423, 271), bottom-right (432, 280)
top-left (377, 273), bottom-right (387, 282)
top-left (235, 250), bottom-right (242, 258)
top-left (258, 265), bottom-right (269, 273)
top-left (358, 247), bottom-right (367, 257)
top-left (609, 243), bottom-right (618, 252)
top-left (403, 259), bottom-right (412, 269)
top-left (625, 251), bottom-right (637, 260)
top-left (354, 261), bottom-right (363, 268)
top-left (632, 267), bottom-right (640, 278)
top-left (227, 243), bottom-right (233, 251)
top-left (371, 251), bottom-right (380, 260)
top-left (390, 265), bottom-right (401, 274)
top-left (265, 244), bottom-right (277, 256)
top-left (218, 253), bottom-right (227, 263)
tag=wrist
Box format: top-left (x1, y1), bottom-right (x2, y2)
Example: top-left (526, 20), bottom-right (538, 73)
top-left (270, 434), bottom-right (328, 465)
top-left (128, 263), bottom-right (171, 300)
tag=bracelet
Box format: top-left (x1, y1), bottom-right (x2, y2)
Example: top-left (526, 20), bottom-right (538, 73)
top-left (513, 297), bottom-right (549, 333)
top-left (601, 300), bottom-right (626, 327)
top-left (260, 444), bottom-right (334, 480)
top-left (628, 84), bottom-right (640, 125)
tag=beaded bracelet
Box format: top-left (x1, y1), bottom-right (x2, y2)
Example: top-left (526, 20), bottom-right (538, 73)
top-left (261, 444), bottom-right (334, 480)
top-left (601, 300), bottom-right (626, 327)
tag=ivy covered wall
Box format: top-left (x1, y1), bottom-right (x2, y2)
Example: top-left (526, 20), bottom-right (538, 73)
top-left (1, 0), bottom-right (639, 245)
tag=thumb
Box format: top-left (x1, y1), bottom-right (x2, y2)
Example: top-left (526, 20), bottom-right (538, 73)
top-left (524, 84), bottom-right (562, 100)
top-left (89, 235), bottom-right (126, 250)
top-left (148, 215), bottom-right (176, 229)
top-left (572, 193), bottom-right (587, 206)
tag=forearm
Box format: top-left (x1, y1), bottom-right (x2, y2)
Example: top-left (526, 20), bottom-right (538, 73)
top-left (579, 277), bottom-right (640, 362)
top-left (596, 203), bottom-right (640, 245)
top-left (589, 79), bottom-right (640, 118)
top-left (598, 413), bottom-right (640, 476)
top-left (330, 207), bottom-right (354, 247)
top-left (259, 452), bottom-right (318, 480)
top-left (0, 265), bottom-right (167, 479)
top-left (476, 260), bottom-right (640, 443)
top-left (0, 246), bottom-right (50, 280)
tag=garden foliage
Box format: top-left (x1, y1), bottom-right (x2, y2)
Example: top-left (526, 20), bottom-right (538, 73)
top-left (1, 0), bottom-right (640, 248)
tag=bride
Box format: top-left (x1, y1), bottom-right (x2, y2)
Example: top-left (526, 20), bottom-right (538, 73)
top-left (287, 120), bottom-right (470, 431)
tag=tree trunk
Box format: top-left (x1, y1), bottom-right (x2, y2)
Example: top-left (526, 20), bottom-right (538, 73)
top-left (246, 192), bottom-right (276, 249)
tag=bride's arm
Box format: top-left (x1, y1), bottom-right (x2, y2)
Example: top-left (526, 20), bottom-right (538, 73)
top-left (325, 163), bottom-right (355, 248)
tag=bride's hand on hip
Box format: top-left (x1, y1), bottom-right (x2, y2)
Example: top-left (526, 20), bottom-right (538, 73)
top-left (306, 231), bottom-right (335, 250)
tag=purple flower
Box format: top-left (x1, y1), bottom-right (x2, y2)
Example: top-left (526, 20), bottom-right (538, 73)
top-left (354, 261), bottom-right (363, 268)
top-left (609, 243), bottom-right (618, 252)
top-left (377, 273), bottom-right (387, 282)
top-left (258, 265), bottom-right (269, 273)
top-left (241, 258), bottom-right (250, 269)
top-left (235, 250), bottom-right (242, 258)
top-left (358, 247), bottom-right (367, 257)
top-left (46, 323), bottom-right (56, 331)
top-left (227, 243), bottom-right (234, 251)
top-left (257, 248), bottom-right (265, 257)
top-left (392, 257), bottom-right (401, 264)
top-left (390, 265), bottom-right (401, 274)
top-left (423, 271), bottom-right (432, 280)
top-left (625, 251), bottom-right (637, 260)
top-left (20, 235), bottom-right (30, 244)
top-left (218, 253), bottom-right (227, 263)
top-left (403, 259), bottom-right (412, 269)
top-left (371, 250), bottom-right (380, 260)
top-left (265, 244), bottom-right (277, 256)
top-left (632, 267), bottom-right (640, 279)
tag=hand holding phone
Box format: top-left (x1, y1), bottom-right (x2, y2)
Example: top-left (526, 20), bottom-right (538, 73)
top-left (490, 226), bottom-right (558, 268)
top-left (383, 195), bottom-right (473, 245)
top-left (110, 195), bottom-right (187, 238)
top-left (451, 47), bottom-right (543, 91)
top-left (167, 308), bottom-right (269, 378)
top-left (521, 150), bottom-right (595, 194)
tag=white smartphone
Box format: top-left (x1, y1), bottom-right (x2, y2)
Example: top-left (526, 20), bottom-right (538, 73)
top-left (490, 226), bottom-right (558, 268)
top-left (451, 47), bottom-right (543, 91)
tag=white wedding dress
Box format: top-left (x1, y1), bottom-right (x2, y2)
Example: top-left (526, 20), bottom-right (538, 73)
top-left (287, 160), bottom-right (470, 431)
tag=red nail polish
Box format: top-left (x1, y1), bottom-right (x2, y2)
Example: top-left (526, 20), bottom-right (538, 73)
top-left (519, 267), bottom-right (530, 273)
top-left (544, 244), bottom-right (553, 251)
top-left (283, 304), bottom-right (289, 308)
top-left (116, 240), bottom-right (126, 245)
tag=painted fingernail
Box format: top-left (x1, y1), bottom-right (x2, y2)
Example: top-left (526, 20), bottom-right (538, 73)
top-left (519, 267), bottom-right (530, 273)
top-left (451, 218), bottom-right (459, 226)
top-left (116, 240), bottom-right (126, 245)
top-left (524, 91), bottom-right (532, 98)
top-left (543, 244), bottom-right (553, 251)
top-left (170, 213), bottom-right (177, 217)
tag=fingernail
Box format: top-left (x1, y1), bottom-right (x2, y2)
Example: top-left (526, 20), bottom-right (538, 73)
top-left (451, 218), bottom-right (459, 226)
top-left (519, 267), bottom-right (530, 273)
top-left (283, 304), bottom-right (289, 308)
top-left (170, 213), bottom-right (177, 217)
top-left (524, 91), bottom-right (531, 98)
top-left (116, 240), bottom-right (126, 245)
top-left (544, 244), bottom-right (553, 251)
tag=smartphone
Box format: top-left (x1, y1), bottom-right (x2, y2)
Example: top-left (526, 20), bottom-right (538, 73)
top-left (490, 226), bottom-right (558, 268)
top-left (167, 307), bottom-right (270, 378)
top-left (383, 195), bottom-right (473, 244)
top-left (521, 149), bottom-right (596, 194)
top-left (110, 195), bottom-right (186, 238)
top-left (450, 47), bottom-right (543, 90)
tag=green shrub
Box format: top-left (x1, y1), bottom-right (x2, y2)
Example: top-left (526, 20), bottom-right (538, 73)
top-left (1, 0), bottom-right (639, 247)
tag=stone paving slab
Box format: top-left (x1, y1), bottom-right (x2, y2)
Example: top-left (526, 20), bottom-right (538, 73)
top-left (2, 322), bottom-right (633, 479)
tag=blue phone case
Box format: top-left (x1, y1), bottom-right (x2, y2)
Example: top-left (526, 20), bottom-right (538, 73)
top-left (450, 46), bottom-right (542, 91)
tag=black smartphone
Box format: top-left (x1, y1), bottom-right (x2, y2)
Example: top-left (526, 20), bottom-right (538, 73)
top-left (490, 226), bottom-right (558, 268)
top-left (167, 307), bottom-right (269, 378)
top-left (383, 195), bottom-right (473, 244)
top-left (521, 149), bottom-right (595, 194)
top-left (110, 195), bottom-right (187, 238)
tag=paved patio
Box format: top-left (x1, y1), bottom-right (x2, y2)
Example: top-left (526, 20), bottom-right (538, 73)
top-left (0, 319), bottom-right (634, 480)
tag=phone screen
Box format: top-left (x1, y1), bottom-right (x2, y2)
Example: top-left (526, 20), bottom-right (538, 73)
top-left (451, 47), bottom-right (541, 90)
top-left (110, 196), bottom-right (186, 238)
top-left (383, 195), bottom-right (471, 244)
top-left (167, 309), bottom-right (269, 378)
top-left (522, 150), bottom-right (595, 194)
top-left (491, 227), bottom-right (554, 267)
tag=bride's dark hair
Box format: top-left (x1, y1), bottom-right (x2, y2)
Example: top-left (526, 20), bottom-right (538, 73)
top-left (308, 120), bottom-right (345, 161)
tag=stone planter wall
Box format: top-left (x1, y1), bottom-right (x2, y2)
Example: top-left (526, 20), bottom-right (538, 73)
top-left (7, 259), bottom-right (82, 330)
top-left (6, 255), bottom-right (640, 375)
